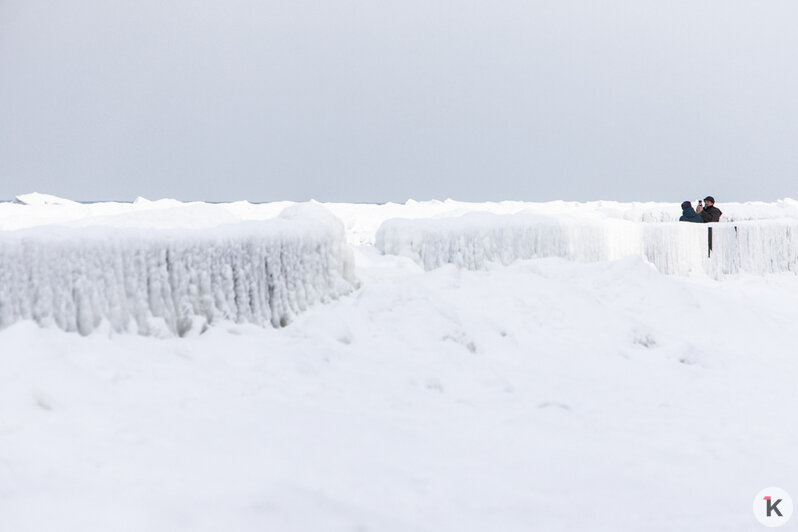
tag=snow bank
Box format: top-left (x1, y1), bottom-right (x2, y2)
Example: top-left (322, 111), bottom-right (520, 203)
top-left (376, 213), bottom-right (798, 276)
top-left (6, 194), bottom-right (798, 244)
top-left (13, 192), bottom-right (80, 206)
top-left (325, 197), bottom-right (798, 244)
top-left (0, 204), bottom-right (357, 336)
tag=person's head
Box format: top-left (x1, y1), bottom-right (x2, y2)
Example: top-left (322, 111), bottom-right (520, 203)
top-left (703, 196), bottom-right (715, 206)
top-left (681, 201), bottom-right (692, 210)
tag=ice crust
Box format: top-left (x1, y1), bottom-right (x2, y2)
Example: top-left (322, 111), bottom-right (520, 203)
top-left (0, 204), bottom-right (357, 336)
top-left (376, 212), bottom-right (798, 276)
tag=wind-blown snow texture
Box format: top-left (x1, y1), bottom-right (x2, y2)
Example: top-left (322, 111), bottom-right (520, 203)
top-left (376, 212), bottom-right (798, 276)
top-left (0, 204), bottom-right (357, 336)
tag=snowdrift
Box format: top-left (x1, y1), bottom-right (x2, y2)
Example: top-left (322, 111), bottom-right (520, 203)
top-left (376, 212), bottom-right (798, 276)
top-left (0, 205), bottom-right (357, 336)
top-left (6, 195), bottom-right (798, 244)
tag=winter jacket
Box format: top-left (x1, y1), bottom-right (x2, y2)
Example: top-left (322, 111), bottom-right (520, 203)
top-left (699, 205), bottom-right (722, 223)
top-left (679, 206), bottom-right (704, 223)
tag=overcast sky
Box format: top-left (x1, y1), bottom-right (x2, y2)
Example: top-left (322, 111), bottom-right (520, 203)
top-left (1, 1), bottom-right (797, 203)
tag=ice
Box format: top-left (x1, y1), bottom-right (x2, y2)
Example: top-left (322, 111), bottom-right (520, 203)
top-left (709, 220), bottom-right (798, 274)
top-left (0, 204), bottom-right (357, 336)
top-left (376, 212), bottom-right (798, 276)
top-left (3, 195), bottom-right (797, 339)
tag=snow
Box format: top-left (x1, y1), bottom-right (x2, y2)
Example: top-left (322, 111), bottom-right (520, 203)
top-left (13, 192), bottom-right (80, 206)
top-left (1, 195), bottom-right (797, 530)
top-left (5, 195), bottom-right (798, 241)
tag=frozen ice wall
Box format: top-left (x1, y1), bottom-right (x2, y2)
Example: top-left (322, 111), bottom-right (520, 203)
top-left (376, 212), bottom-right (798, 277)
top-left (709, 220), bottom-right (798, 275)
top-left (0, 205), bottom-right (357, 336)
top-left (376, 212), bottom-right (693, 273)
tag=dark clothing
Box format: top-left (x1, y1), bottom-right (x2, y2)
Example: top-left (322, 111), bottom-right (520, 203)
top-left (680, 206), bottom-right (704, 223)
top-left (699, 205), bottom-right (722, 223)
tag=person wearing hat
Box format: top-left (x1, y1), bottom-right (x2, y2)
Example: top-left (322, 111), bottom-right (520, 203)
top-left (679, 201), bottom-right (703, 223)
top-left (696, 196), bottom-right (722, 223)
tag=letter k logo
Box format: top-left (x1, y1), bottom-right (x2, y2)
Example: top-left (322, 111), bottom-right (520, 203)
top-left (754, 488), bottom-right (792, 527)
top-left (765, 496), bottom-right (784, 517)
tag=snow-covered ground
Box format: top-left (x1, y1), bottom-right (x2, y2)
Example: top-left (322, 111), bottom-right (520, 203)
top-left (6, 192), bottom-right (798, 244)
top-left (1, 195), bottom-right (796, 530)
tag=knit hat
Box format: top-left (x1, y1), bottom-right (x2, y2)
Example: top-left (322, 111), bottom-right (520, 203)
top-left (704, 196), bottom-right (715, 203)
top-left (681, 201), bottom-right (691, 210)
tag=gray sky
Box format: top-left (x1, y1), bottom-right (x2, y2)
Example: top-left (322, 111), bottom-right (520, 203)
top-left (1, 1), bottom-right (797, 203)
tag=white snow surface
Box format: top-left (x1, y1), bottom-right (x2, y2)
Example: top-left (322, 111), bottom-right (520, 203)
top-left (1, 195), bottom-right (797, 531)
top-left (4, 193), bottom-right (798, 243)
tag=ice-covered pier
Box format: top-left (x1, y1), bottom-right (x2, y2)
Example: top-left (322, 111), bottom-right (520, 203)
top-left (0, 204), bottom-right (356, 336)
top-left (3, 196), bottom-right (798, 336)
top-left (376, 213), bottom-right (798, 277)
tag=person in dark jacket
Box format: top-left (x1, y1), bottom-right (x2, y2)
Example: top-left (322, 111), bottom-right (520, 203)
top-left (679, 201), bottom-right (704, 223)
top-left (696, 196), bottom-right (722, 222)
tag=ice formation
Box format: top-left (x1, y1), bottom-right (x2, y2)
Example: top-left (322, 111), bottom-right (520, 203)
top-left (3, 195), bottom-right (798, 337)
top-left (0, 204), bottom-right (357, 336)
top-left (376, 212), bottom-right (798, 276)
